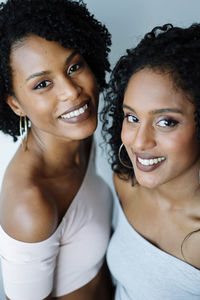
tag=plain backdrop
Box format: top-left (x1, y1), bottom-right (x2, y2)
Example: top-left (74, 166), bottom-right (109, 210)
top-left (1, 0), bottom-right (200, 298)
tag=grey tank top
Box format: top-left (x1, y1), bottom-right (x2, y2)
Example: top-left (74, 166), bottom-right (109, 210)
top-left (107, 189), bottom-right (200, 300)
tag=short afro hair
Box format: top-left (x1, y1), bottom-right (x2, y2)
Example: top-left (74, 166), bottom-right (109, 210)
top-left (101, 23), bottom-right (200, 180)
top-left (0, 0), bottom-right (111, 141)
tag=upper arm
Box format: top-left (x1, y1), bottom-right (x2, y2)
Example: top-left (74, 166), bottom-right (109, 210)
top-left (0, 186), bottom-right (58, 300)
top-left (1, 215), bottom-right (58, 300)
top-left (1, 184), bottom-right (58, 243)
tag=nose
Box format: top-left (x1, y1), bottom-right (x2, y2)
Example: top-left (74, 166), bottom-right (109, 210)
top-left (57, 76), bottom-right (82, 102)
top-left (131, 124), bottom-right (156, 152)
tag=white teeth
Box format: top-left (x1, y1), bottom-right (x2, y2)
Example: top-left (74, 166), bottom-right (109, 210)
top-left (69, 112), bottom-right (75, 118)
top-left (79, 107), bottom-right (84, 114)
top-left (74, 110), bottom-right (79, 116)
top-left (60, 104), bottom-right (88, 119)
top-left (149, 159), bottom-right (154, 165)
top-left (138, 156), bottom-right (165, 166)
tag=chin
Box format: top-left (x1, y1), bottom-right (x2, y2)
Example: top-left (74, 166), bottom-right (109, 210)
top-left (136, 176), bottom-right (161, 189)
top-left (86, 120), bottom-right (98, 136)
top-left (76, 117), bottom-right (98, 138)
top-left (79, 124), bottom-right (97, 140)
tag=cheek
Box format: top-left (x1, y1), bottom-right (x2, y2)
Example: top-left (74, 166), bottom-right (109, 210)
top-left (25, 99), bottom-right (49, 115)
top-left (82, 74), bottom-right (99, 106)
top-left (19, 94), bottom-right (54, 123)
top-left (83, 70), bottom-right (97, 90)
top-left (92, 84), bottom-right (99, 105)
top-left (121, 122), bottom-right (134, 146)
top-left (159, 130), bottom-right (198, 158)
top-left (179, 134), bottom-right (199, 158)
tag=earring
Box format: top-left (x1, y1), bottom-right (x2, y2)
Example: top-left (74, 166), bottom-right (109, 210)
top-left (19, 114), bottom-right (28, 151)
top-left (118, 143), bottom-right (133, 169)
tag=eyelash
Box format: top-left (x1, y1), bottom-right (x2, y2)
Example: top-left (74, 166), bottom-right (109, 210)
top-left (33, 60), bottom-right (84, 90)
top-left (33, 80), bottom-right (51, 90)
top-left (67, 61), bottom-right (83, 75)
top-left (124, 114), bottom-right (139, 123)
top-left (124, 114), bottom-right (179, 129)
top-left (156, 118), bottom-right (179, 128)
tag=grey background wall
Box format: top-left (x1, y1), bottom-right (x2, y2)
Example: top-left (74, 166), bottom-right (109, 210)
top-left (1, 0), bottom-right (200, 298)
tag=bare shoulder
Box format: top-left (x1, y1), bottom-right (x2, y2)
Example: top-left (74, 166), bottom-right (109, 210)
top-left (0, 175), bottom-right (58, 243)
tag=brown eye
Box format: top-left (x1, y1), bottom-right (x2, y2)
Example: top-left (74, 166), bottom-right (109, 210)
top-left (67, 62), bottom-right (83, 75)
top-left (157, 118), bottom-right (179, 128)
top-left (33, 80), bottom-right (51, 90)
top-left (124, 114), bottom-right (139, 124)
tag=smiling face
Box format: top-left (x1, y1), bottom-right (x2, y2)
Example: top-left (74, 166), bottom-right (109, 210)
top-left (121, 68), bottom-right (200, 188)
top-left (7, 35), bottom-right (99, 141)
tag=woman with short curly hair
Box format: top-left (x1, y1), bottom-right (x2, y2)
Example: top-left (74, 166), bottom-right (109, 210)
top-left (102, 23), bottom-right (200, 299)
top-left (0, 0), bottom-right (113, 299)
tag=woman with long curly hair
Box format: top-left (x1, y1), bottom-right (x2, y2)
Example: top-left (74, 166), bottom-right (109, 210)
top-left (0, 0), bottom-right (113, 299)
top-left (102, 23), bottom-right (200, 299)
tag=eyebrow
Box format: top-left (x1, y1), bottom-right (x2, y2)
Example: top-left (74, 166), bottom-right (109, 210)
top-left (122, 104), bottom-right (183, 115)
top-left (26, 50), bottom-right (79, 82)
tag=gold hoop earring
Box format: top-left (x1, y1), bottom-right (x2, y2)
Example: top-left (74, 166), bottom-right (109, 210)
top-left (118, 143), bottom-right (133, 169)
top-left (19, 114), bottom-right (28, 151)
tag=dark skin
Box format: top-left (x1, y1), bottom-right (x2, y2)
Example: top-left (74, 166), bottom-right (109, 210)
top-left (114, 172), bottom-right (200, 270)
top-left (0, 35), bottom-right (113, 300)
top-left (116, 69), bottom-right (200, 270)
top-left (3, 136), bottom-right (113, 300)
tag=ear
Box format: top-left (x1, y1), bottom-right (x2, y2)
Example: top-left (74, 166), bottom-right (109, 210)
top-left (6, 95), bottom-right (25, 116)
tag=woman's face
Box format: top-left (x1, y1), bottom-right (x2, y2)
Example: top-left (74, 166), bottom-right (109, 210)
top-left (121, 68), bottom-right (199, 188)
top-left (8, 35), bottom-right (99, 141)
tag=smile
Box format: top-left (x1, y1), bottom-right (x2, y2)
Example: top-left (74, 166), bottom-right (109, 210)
top-left (60, 104), bottom-right (88, 119)
top-left (138, 156), bottom-right (165, 166)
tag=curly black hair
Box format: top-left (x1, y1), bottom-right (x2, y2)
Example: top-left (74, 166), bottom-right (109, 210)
top-left (0, 0), bottom-right (111, 141)
top-left (101, 23), bottom-right (200, 180)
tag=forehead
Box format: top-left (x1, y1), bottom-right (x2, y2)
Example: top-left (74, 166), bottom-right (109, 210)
top-left (10, 35), bottom-right (72, 74)
top-left (124, 68), bottom-right (194, 113)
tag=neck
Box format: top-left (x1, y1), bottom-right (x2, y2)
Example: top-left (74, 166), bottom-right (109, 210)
top-left (26, 129), bottom-right (91, 178)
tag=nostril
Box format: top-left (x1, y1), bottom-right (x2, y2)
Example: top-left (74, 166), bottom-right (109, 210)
top-left (59, 80), bottom-right (82, 101)
top-left (133, 129), bottom-right (156, 151)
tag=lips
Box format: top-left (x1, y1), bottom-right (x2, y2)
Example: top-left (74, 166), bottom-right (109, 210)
top-left (135, 153), bottom-right (166, 172)
top-left (138, 156), bottom-right (165, 166)
top-left (58, 99), bottom-right (92, 124)
top-left (60, 103), bottom-right (88, 119)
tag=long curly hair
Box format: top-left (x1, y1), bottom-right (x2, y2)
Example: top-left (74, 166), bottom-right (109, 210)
top-left (101, 23), bottom-right (200, 180)
top-left (0, 0), bottom-right (111, 141)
